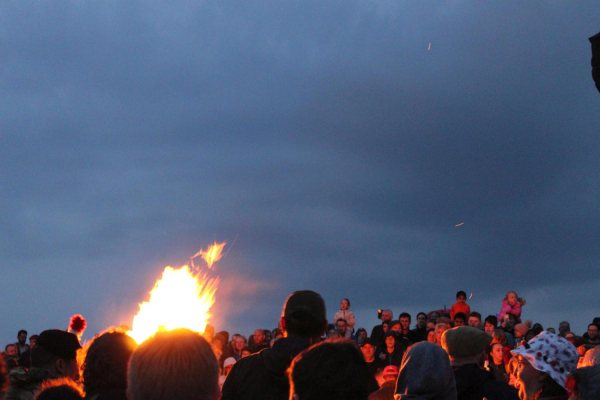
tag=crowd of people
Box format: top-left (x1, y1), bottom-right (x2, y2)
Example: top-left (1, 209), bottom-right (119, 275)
top-left (1, 290), bottom-right (599, 400)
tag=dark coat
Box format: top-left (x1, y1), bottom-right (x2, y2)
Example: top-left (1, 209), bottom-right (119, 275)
top-left (410, 326), bottom-right (428, 343)
top-left (365, 358), bottom-right (386, 394)
top-left (369, 380), bottom-right (395, 400)
top-left (453, 363), bottom-right (518, 400)
top-left (221, 336), bottom-right (315, 400)
top-left (370, 325), bottom-right (386, 346)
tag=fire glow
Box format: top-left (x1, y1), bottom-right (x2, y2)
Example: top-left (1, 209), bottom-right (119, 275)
top-left (127, 242), bottom-right (225, 344)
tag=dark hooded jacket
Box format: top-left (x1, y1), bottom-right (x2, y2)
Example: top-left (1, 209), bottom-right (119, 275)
top-left (395, 342), bottom-right (456, 400)
top-left (221, 336), bottom-right (315, 400)
top-left (452, 363), bottom-right (518, 400)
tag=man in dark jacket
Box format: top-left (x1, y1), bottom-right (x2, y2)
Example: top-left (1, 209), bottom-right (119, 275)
top-left (221, 290), bottom-right (328, 400)
top-left (370, 309), bottom-right (393, 346)
top-left (368, 365), bottom-right (398, 400)
top-left (441, 326), bottom-right (518, 400)
top-left (410, 312), bottom-right (428, 343)
top-left (6, 329), bottom-right (81, 400)
top-left (360, 338), bottom-right (384, 394)
top-left (249, 329), bottom-right (269, 353)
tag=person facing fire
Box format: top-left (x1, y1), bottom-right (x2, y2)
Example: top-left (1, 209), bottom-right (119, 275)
top-left (333, 298), bottom-right (356, 338)
top-left (4, 345), bottom-right (18, 371)
top-left (127, 328), bottom-right (219, 400)
top-left (468, 312), bottom-right (482, 329)
top-left (232, 336), bottom-right (247, 360)
top-left (15, 331), bottom-right (29, 357)
top-left (18, 334), bottom-right (38, 369)
top-left (336, 319), bottom-right (357, 343)
top-left (370, 309), bottom-right (393, 346)
top-left (450, 291), bottom-right (470, 320)
top-left (484, 315), bottom-right (498, 334)
top-left (222, 290), bottom-right (328, 400)
top-left (410, 312), bottom-right (428, 342)
top-left (453, 312), bottom-right (467, 327)
top-left (359, 338), bottom-right (384, 394)
top-left (250, 329), bottom-right (269, 353)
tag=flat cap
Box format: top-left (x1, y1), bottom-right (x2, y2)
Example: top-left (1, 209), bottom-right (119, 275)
top-left (441, 326), bottom-right (492, 358)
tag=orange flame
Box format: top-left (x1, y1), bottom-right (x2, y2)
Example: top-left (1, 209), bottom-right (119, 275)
top-left (127, 265), bottom-right (219, 344)
top-left (196, 241), bottom-right (226, 268)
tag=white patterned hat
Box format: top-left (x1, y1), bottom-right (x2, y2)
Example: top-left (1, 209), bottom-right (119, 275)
top-left (511, 331), bottom-right (578, 388)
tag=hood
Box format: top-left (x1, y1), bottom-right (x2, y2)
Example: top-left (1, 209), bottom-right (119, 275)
top-left (395, 342), bottom-right (457, 400)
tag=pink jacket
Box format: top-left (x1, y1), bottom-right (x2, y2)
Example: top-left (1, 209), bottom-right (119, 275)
top-left (498, 300), bottom-right (522, 322)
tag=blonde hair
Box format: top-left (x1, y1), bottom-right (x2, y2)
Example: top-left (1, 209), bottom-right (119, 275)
top-left (127, 329), bottom-right (219, 400)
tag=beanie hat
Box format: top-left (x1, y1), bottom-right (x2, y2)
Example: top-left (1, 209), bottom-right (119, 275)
top-left (514, 323), bottom-right (528, 338)
top-left (441, 326), bottom-right (492, 358)
top-left (36, 329), bottom-right (81, 360)
top-left (511, 331), bottom-right (578, 389)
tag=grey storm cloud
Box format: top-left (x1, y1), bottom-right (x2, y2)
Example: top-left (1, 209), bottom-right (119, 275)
top-left (1, 1), bottom-right (599, 342)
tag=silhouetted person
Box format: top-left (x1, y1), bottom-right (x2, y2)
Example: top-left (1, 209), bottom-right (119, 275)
top-left (83, 329), bottom-right (136, 400)
top-left (288, 340), bottom-right (369, 400)
top-left (6, 330), bottom-right (81, 400)
top-left (222, 290), bottom-right (328, 400)
top-left (18, 335), bottom-right (38, 370)
top-left (441, 327), bottom-right (518, 400)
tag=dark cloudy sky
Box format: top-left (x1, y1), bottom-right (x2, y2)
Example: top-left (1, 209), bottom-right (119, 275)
top-left (2, 1), bottom-right (599, 344)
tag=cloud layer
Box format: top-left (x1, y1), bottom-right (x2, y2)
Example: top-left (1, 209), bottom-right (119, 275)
top-left (1, 1), bottom-right (599, 342)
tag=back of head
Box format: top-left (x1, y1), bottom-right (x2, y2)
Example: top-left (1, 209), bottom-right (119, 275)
top-left (83, 329), bottom-right (137, 395)
top-left (395, 342), bottom-right (456, 400)
top-left (582, 347), bottom-right (600, 367)
top-left (569, 364), bottom-right (600, 400)
top-left (288, 340), bottom-right (368, 400)
top-left (127, 328), bottom-right (219, 400)
top-left (32, 330), bottom-right (81, 368)
top-left (441, 327), bottom-right (492, 365)
top-left (34, 378), bottom-right (84, 400)
top-left (282, 290), bottom-right (327, 339)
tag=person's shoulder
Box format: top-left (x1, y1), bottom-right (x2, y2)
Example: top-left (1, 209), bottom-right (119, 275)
top-left (231, 350), bottom-right (265, 369)
top-left (482, 379), bottom-right (519, 400)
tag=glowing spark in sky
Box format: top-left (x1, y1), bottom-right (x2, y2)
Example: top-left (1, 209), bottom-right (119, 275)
top-left (192, 241), bottom-right (227, 268)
